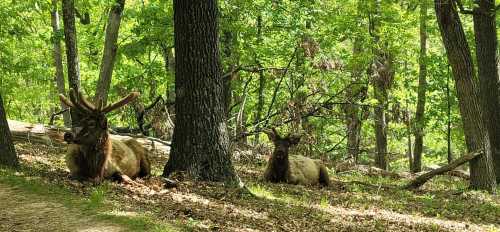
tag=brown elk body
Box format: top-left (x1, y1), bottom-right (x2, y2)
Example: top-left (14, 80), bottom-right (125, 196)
top-left (60, 89), bottom-right (150, 183)
top-left (264, 129), bottom-right (330, 186)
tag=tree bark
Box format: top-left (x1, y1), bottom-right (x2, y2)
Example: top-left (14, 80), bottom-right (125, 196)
top-left (50, 0), bottom-right (70, 127)
top-left (162, 0), bottom-right (238, 183)
top-left (404, 151), bottom-right (482, 189)
top-left (370, 0), bottom-right (393, 171)
top-left (95, 0), bottom-right (126, 105)
top-left (472, 0), bottom-right (500, 183)
top-left (0, 93), bottom-right (18, 167)
top-left (435, 0), bottom-right (496, 191)
top-left (61, 0), bottom-right (81, 125)
top-left (412, 0), bottom-right (428, 173)
top-left (254, 14), bottom-right (265, 145)
top-left (345, 34), bottom-right (364, 163)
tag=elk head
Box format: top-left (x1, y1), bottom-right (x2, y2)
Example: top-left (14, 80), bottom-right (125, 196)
top-left (265, 128), bottom-right (301, 160)
top-left (59, 89), bottom-right (139, 145)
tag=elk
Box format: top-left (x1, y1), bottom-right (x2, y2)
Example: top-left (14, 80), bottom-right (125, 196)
top-left (59, 89), bottom-right (151, 184)
top-left (264, 128), bottom-right (330, 186)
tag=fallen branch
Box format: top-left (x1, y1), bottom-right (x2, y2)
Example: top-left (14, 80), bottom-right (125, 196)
top-left (49, 108), bottom-right (69, 126)
top-left (403, 151), bottom-right (482, 190)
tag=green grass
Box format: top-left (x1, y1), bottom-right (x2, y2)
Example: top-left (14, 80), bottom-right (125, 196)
top-left (0, 167), bottom-right (180, 232)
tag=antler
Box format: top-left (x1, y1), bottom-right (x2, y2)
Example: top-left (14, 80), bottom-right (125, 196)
top-left (77, 90), bottom-right (97, 111)
top-left (102, 92), bottom-right (140, 114)
top-left (58, 89), bottom-right (93, 113)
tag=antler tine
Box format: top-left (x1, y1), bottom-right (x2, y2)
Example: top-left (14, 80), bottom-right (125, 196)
top-left (59, 94), bottom-right (74, 108)
top-left (102, 92), bottom-right (140, 114)
top-left (77, 90), bottom-right (97, 112)
top-left (69, 89), bottom-right (93, 113)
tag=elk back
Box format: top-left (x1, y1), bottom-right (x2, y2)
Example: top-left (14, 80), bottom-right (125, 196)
top-left (104, 139), bottom-right (146, 178)
top-left (287, 155), bottom-right (329, 186)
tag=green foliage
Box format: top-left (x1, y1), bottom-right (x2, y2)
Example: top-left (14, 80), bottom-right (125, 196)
top-left (0, 0), bottom-right (471, 169)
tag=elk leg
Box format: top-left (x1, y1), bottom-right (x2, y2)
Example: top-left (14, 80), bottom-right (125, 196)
top-left (113, 172), bottom-right (146, 188)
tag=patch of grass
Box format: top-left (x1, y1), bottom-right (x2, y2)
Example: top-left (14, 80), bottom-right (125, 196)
top-left (0, 167), bottom-right (180, 232)
top-left (247, 183), bottom-right (276, 200)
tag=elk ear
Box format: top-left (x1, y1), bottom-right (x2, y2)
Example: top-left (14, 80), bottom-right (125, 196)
top-left (265, 128), bottom-right (280, 142)
top-left (288, 136), bottom-right (301, 145)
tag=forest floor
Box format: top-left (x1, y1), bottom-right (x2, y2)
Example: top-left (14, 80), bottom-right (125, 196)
top-left (0, 142), bottom-right (499, 232)
top-left (0, 183), bottom-right (126, 232)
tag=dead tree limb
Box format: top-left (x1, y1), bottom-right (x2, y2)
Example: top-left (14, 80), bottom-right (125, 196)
top-left (404, 151), bottom-right (482, 189)
top-left (49, 108), bottom-right (70, 126)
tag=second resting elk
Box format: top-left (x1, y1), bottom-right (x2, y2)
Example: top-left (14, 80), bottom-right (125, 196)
top-left (264, 128), bottom-right (330, 186)
top-left (60, 89), bottom-right (151, 184)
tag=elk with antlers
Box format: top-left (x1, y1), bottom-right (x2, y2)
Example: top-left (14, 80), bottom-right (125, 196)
top-left (59, 89), bottom-right (151, 184)
top-left (264, 128), bottom-right (330, 186)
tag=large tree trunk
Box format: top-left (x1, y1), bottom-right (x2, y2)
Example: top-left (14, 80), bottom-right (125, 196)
top-left (435, 0), bottom-right (496, 191)
top-left (50, 0), bottom-right (70, 127)
top-left (370, 0), bottom-right (393, 171)
top-left (473, 0), bottom-right (500, 183)
top-left (61, 0), bottom-right (81, 125)
top-left (162, 0), bottom-right (238, 183)
top-left (412, 0), bottom-right (429, 173)
top-left (95, 0), bottom-right (126, 105)
top-left (0, 94), bottom-right (18, 167)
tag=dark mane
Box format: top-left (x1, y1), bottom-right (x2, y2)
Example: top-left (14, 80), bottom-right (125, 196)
top-left (265, 151), bottom-right (289, 182)
top-left (75, 132), bottom-right (111, 181)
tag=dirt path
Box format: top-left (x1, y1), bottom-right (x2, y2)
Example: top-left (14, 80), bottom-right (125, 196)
top-left (0, 183), bottom-right (126, 232)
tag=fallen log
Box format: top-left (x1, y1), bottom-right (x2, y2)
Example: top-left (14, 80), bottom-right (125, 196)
top-left (335, 163), bottom-right (404, 179)
top-left (403, 151), bottom-right (482, 190)
top-left (8, 120), bottom-right (67, 147)
top-left (8, 120), bottom-right (171, 153)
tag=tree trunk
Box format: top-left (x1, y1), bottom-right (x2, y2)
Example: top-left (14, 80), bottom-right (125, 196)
top-left (254, 14), bottom-right (265, 145)
top-left (435, 0), bottom-right (496, 191)
top-left (61, 0), bottom-right (81, 125)
top-left (472, 0), bottom-right (500, 183)
top-left (162, 0), bottom-right (238, 183)
top-left (95, 0), bottom-right (126, 105)
top-left (345, 33), bottom-right (364, 163)
top-left (370, 0), bottom-right (393, 171)
top-left (50, 0), bottom-right (70, 127)
top-left (412, 0), bottom-right (428, 173)
top-left (0, 93), bottom-right (18, 167)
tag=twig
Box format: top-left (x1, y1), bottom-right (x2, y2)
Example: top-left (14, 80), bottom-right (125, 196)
top-left (49, 108), bottom-right (69, 126)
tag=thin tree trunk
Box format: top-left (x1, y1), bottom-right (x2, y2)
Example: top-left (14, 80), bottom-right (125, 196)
top-left (254, 14), bottom-right (265, 145)
top-left (472, 0), bottom-right (500, 183)
top-left (162, 0), bottom-right (238, 183)
top-left (345, 35), bottom-right (364, 163)
top-left (435, 0), bottom-right (496, 191)
top-left (61, 0), bottom-right (81, 125)
top-left (50, 0), bottom-right (70, 127)
top-left (406, 102), bottom-right (413, 171)
top-left (413, 0), bottom-right (428, 173)
top-left (447, 69), bottom-right (453, 163)
top-left (0, 93), bottom-right (18, 167)
top-left (95, 0), bottom-right (126, 105)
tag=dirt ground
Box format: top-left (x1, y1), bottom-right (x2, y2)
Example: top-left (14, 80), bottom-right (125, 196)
top-left (0, 183), bottom-right (125, 232)
top-left (1, 141), bottom-right (499, 232)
